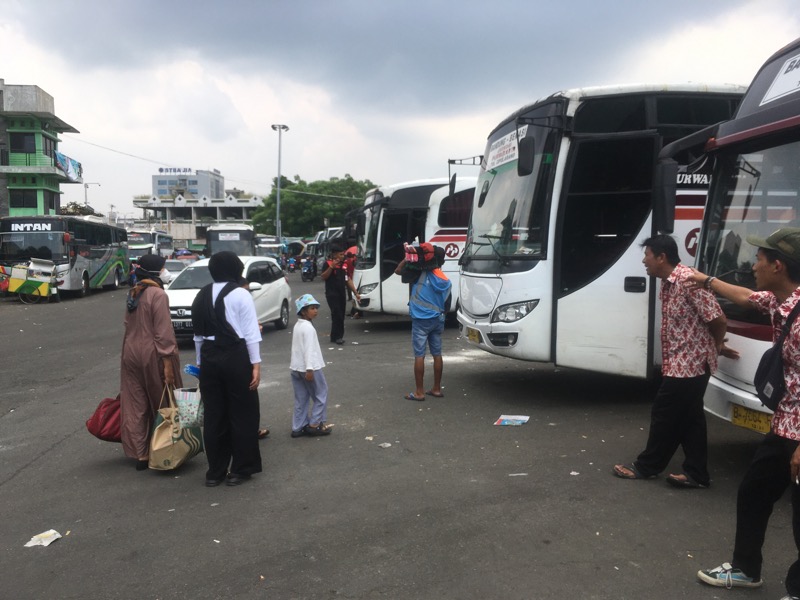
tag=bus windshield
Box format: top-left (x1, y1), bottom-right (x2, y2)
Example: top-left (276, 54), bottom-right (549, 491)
top-left (128, 232), bottom-right (153, 244)
top-left (357, 193), bottom-right (383, 269)
top-left (0, 231), bottom-right (68, 262)
top-left (699, 138), bottom-right (800, 325)
top-left (465, 105), bottom-right (560, 263)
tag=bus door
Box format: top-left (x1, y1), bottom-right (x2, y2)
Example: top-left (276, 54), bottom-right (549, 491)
top-left (378, 208), bottom-right (427, 313)
top-left (554, 134), bottom-right (658, 378)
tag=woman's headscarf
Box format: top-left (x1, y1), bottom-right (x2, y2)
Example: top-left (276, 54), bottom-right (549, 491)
top-left (208, 251), bottom-right (244, 283)
top-left (127, 254), bottom-right (166, 311)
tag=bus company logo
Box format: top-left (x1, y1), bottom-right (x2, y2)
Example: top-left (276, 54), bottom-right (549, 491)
top-left (11, 223), bottom-right (52, 232)
top-left (685, 227), bottom-right (700, 257)
top-left (444, 243), bottom-right (460, 258)
top-left (677, 173), bottom-right (710, 186)
top-left (176, 309), bottom-right (187, 317)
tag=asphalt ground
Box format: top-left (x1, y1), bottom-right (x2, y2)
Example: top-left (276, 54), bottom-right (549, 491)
top-left (0, 275), bottom-right (794, 600)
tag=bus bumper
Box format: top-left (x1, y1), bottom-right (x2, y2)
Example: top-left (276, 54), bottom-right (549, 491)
top-left (704, 376), bottom-right (773, 434)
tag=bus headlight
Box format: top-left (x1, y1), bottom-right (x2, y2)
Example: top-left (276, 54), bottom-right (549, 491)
top-left (359, 283), bottom-right (378, 295)
top-left (491, 300), bottom-right (539, 323)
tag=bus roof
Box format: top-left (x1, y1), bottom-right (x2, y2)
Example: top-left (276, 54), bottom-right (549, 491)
top-left (365, 178), bottom-right (450, 198)
top-left (493, 82), bottom-right (748, 137)
top-left (206, 223), bottom-right (254, 230)
top-left (712, 37), bottom-right (800, 148)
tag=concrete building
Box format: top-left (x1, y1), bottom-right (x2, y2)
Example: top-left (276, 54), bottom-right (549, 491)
top-left (0, 79), bottom-right (82, 217)
top-left (151, 167), bottom-right (224, 199)
top-left (133, 191), bottom-right (264, 250)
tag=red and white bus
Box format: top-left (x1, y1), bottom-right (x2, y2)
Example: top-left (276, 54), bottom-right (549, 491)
top-left (656, 39), bottom-right (800, 432)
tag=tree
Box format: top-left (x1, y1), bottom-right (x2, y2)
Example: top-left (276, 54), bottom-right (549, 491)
top-left (60, 201), bottom-right (97, 216)
top-left (252, 174), bottom-right (376, 238)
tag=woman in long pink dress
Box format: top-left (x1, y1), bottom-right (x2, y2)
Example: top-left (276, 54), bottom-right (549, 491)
top-left (119, 254), bottom-right (182, 470)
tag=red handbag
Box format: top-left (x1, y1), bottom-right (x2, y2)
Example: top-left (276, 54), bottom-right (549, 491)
top-left (86, 396), bottom-right (122, 443)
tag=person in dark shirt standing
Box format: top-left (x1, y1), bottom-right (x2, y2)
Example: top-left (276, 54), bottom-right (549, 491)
top-left (321, 243), bottom-right (360, 345)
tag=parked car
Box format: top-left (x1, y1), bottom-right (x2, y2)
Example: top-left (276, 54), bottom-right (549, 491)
top-left (166, 256), bottom-right (291, 337)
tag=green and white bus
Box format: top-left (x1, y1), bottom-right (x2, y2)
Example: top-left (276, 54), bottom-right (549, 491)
top-left (0, 215), bottom-right (129, 297)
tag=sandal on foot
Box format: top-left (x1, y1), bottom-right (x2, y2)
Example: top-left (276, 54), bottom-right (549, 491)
top-left (612, 463), bottom-right (655, 480)
top-left (666, 473), bottom-right (708, 489)
top-left (425, 390), bottom-right (444, 398)
top-left (258, 428), bottom-right (270, 439)
top-left (405, 393), bottom-right (425, 401)
top-left (304, 423), bottom-right (333, 436)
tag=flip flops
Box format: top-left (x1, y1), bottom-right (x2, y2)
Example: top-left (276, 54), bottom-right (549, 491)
top-left (405, 393), bottom-right (425, 401)
top-left (666, 473), bottom-right (708, 489)
top-left (425, 390), bottom-right (444, 398)
top-left (612, 463), bottom-right (655, 480)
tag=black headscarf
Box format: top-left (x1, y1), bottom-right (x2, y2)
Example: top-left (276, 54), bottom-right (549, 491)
top-left (208, 251), bottom-right (244, 283)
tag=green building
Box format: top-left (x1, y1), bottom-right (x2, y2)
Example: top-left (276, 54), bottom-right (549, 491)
top-left (0, 78), bottom-right (81, 217)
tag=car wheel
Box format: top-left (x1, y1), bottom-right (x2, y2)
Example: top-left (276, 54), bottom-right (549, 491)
top-left (274, 300), bottom-right (289, 330)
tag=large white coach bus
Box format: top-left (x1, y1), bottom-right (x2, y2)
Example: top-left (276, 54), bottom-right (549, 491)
top-left (127, 228), bottom-right (174, 260)
top-left (206, 224), bottom-right (256, 256)
top-left (0, 215), bottom-right (129, 296)
top-left (457, 83), bottom-right (744, 379)
top-left (354, 177), bottom-right (476, 315)
top-left (655, 40), bottom-right (800, 433)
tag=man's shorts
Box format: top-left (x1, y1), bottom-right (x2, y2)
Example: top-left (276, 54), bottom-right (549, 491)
top-left (411, 316), bottom-right (444, 357)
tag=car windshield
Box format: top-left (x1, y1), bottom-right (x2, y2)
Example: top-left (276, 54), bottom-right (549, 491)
top-left (168, 265), bottom-right (213, 290)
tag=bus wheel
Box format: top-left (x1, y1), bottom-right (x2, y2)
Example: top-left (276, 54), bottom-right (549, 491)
top-left (274, 300), bottom-right (289, 330)
top-left (18, 288), bottom-right (44, 304)
top-left (78, 273), bottom-right (90, 297)
top-left (105, 268), bottom-right (121, 290)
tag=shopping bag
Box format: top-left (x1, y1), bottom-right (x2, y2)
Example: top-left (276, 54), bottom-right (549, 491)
top-left (86, 396), bottom-right (122, 443)
top-left (148, 387), bottom-right (204, 471)
top-left (173, 387), bottom-right (204, 428)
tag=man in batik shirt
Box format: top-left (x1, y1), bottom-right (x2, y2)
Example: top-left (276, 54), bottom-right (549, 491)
top-left (613, 234), bottom-right (731, 488)
top-left (688, 228), bottom-right (800, 597)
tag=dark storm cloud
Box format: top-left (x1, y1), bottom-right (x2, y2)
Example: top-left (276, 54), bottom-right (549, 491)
top-left (8, 0), bottom-right (742, 117)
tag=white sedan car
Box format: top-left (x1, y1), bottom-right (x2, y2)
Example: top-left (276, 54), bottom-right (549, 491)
top-left (166, 256), bottom-right (292, 337)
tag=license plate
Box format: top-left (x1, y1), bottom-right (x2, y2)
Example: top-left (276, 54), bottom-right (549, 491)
top-left (173, 321), bottom-right (192, 330)
top-left (731, 404), bottom-right (772, 434)
top-left (466, 327), bottom-right (482, 344)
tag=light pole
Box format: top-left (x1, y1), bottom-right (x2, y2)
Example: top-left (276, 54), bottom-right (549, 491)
top-left (83, 182), bottom-right (101, 206)
top-left (271, 124), bottom-right (289, 239)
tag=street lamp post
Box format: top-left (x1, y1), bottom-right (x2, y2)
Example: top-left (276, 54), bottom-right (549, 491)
top-left (270, 124), bottom-right (289, 239)
top-left (83, 182), bottom-right (101, 206)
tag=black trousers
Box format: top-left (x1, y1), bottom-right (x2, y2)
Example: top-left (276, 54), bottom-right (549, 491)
top-left (732, 431), bottom-right (800, 591)
top-left (634, 371), bottom-right (711, 485)
top-left (199, 341), bottom-right (262, 480)
top-left (326, 293), bottom-right (346, 342)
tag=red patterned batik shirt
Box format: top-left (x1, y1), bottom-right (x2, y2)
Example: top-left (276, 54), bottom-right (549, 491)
top-left (660, 263), bottom-right (723, 378)
top-left (749, 288), bottom-right (800, 440)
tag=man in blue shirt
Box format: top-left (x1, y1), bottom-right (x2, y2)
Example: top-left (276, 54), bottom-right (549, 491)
top-left (395, 243), bottom-right (451, 401)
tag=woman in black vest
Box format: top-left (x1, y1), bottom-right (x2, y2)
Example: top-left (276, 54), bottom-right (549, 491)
top-left (191, 252), bottom-right (262, 486)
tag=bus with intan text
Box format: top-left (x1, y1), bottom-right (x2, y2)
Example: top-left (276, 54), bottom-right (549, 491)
top-left (0, 215), bottom-right (129, 296)
top-left (655, 39), bottom-right (800, 433)
top-left (457, 83), bottom-right (744, 379)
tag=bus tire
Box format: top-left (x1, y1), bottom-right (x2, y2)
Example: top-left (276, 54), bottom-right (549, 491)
top-left (274, 300), bottom-right (289, 330)
top-left (104, 268), bottom-right (121, 290)
top-left (78, 273), bottom-right (90, 298)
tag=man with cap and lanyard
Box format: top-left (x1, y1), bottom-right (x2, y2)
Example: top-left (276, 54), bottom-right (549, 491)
top-left (688, 228), bottom-right (800, 599)
top-left (191, 251), bottom-right (262, 487)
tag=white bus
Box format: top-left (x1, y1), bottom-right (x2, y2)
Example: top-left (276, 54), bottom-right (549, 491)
top-left (354, 177), bottom-right (476, 315)
top-left (457, 83), bottom-right (744, 378)
top-left (127, 228), bottom-right (173, 260)
top-left (206, 224), bottom-right (256, 256)
top-left (0, 215), bottom-right (129, 296)
top-left (656, 39), bottom-right (800, 433)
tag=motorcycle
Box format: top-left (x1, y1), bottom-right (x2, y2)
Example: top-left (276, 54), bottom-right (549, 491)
top-left (301, 258), bottom-right (316, 282)
top-left (287, 257), bottom-right (297, 273)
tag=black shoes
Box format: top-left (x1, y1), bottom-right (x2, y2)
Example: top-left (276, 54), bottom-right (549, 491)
top-left (226, 474), bottom-right (251, 486)
top-left (205, 478), bottom-right (224, 487)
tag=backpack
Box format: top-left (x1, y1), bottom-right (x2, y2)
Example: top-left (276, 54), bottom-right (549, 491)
top-left (753, 301), bottom-right (800, 411)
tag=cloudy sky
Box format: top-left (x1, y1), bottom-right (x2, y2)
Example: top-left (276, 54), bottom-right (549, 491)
top-left (2, 0), bottom-right (798, 217)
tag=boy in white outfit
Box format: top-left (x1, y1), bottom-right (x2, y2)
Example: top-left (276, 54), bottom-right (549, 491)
top-left (290, 294), bottom-right (333, 437)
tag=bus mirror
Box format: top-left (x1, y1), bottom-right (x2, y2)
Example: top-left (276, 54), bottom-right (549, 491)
top-left (356, 213), bottom-right (366, 237)
top-left (517, 137), bottom-right (535, 177)
top-left (448, 173), bottom-right (456, 199)
top-left (478, 179), bottom-right (490, 208)
top-left (653, 159), bottom-right (678, 234)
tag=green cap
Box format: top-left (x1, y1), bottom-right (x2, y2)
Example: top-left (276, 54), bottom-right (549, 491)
top-left (747, 227), bottom-right (800, 264)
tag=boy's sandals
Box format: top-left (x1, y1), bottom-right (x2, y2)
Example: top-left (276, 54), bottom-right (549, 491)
top-left (612, 463), bottom-right (655, 480)
top-left (304, 423), bottom-right (333, 436)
